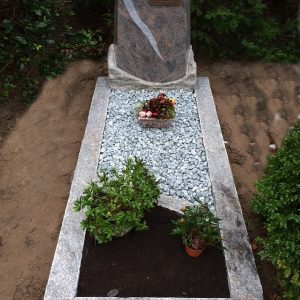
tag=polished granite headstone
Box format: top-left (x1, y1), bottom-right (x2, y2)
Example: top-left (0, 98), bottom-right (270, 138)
top-left (110, 0), bottom-right (195, 86)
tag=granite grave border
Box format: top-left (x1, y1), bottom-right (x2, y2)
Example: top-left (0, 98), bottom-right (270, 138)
top-left (44, 77), bottom-right (263, 300)
top-left (196, 78), bottom-right (263, 299)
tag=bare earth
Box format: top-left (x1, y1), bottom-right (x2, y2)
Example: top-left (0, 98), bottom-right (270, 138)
top-left (0, 60), bottom-right (299, 300)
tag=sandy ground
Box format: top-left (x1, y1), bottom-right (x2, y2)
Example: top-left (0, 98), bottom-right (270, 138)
top-left (0, 60), bottom-right (299, 300)
top-left (0, 60), bottom-right (106, 299)
top-left (198, 61), bottom-right (300, 218)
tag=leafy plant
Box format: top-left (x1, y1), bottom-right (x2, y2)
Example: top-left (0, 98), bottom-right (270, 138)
top-left (74, 158), bottom-right (160, 244)
top-left (190, 0), bottom-right (300, 62)
top-left (252, 120), bottom-right (300, 299)
top-left (0, 0), bottom-right (104, 103)
top-left (40, 28), bottom-right (103, 80)
top-left (73, 0), bottom-right (114, 37)
top-left (171, 204), bottom-right (222, 250)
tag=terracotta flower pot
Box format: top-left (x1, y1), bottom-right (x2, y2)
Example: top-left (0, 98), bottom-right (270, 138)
top-left (184, 244), bottom-right (206, 257)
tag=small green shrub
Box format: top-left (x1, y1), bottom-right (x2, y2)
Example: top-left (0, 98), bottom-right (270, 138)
top-left (0, 0), bottom-right (104, 103)
top-left (252, 120), bottom-right (300, 299)
top-left (74, 158), bottom-right (160, 244)
top-left (171, 204), bottom-right (222, 250)
top-left (191, 0), bottom-right (299, 62)
top-left (40, 28), bottom-right (103, 79)
top-left (73, 0), bottom-right (114, 37)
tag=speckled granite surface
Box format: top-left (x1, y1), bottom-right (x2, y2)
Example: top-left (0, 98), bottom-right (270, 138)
top-left (115, 0), bottom-right (191, 83)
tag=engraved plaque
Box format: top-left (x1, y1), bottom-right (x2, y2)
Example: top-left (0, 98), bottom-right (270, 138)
top-left (149, 0), bottom-right (181, 6)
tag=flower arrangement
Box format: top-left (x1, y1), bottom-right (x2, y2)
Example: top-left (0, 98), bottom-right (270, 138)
top-left (137, 92), bottom-right (176, 120)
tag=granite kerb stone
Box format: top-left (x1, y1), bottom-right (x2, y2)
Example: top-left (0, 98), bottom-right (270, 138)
top-left (196, 77), bottom-right (263, 300)
top-left (75, 298), bottom-right (230, 300)
top-left (43, 78), bottom-right (111, 300)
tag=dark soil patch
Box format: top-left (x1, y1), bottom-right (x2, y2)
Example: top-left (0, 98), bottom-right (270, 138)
top-left (77, 206), bottom-right (229, 298)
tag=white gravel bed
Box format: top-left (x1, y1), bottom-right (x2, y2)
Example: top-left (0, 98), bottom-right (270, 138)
top-left (98, 89), bottom-right (215, 209)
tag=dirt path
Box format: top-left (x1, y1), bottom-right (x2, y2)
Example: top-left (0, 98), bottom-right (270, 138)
top-left (0, 60), bottom-right (299, 299)
top-left (0, 60), bottom-right (106, 299)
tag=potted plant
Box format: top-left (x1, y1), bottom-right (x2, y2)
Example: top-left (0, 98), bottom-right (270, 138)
top-left (136, 92), bottom-right (176, 128)
top-left (74, 157), bottom-right (160, 244)
top-left (171, 204), bottom-right (222, 257)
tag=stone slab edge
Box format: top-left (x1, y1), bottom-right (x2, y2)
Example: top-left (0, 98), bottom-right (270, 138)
top-left (108, 44), bottom-right (197, 90)
top-left (196, 77), bottom-right (263, 300)
top-left (75, 298), bottom-right (230, 300)
top-left (44, 78), bottom-right (111, 300)
top-left (158, 194), bottom-right (190, 214)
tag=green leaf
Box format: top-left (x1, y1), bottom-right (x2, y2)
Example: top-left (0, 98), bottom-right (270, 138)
top-left (36, 22), bottom-right (47, 29)
top-left (15, 36), bottom-right (27, 45)
top-left (34, 9), bottom-right (42, 16)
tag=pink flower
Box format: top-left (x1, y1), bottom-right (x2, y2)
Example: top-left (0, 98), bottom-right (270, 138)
top-left (146, 111), bottom-right (152, 118)
top-left (139, 111), bottom-right (147, 118)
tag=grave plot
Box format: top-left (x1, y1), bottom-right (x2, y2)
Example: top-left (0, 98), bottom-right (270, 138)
top-left (44, 78), bottom-right (263, 300)
top-left (77, 207), bottom-right (229, 298)
top-left (44, 1), bottom-right (263, 299)
top-left (76, 88), bottom-right (230, 297)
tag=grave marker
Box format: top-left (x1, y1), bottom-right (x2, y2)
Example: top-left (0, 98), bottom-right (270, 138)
top-left (108, 0), bottom-right (196, 88)
top-left (44, 1), bottom-right (264, 299)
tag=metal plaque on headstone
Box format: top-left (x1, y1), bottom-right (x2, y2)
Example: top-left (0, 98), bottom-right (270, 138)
top-left (109, 0), bottom-right (196, 86)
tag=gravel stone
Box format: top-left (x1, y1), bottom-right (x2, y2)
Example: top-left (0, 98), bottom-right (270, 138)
top-left (98, 89), bottom-right (215, 210)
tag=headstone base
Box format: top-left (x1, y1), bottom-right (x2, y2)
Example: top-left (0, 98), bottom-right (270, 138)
top-left (108, 44), bottom-right (197, 90)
